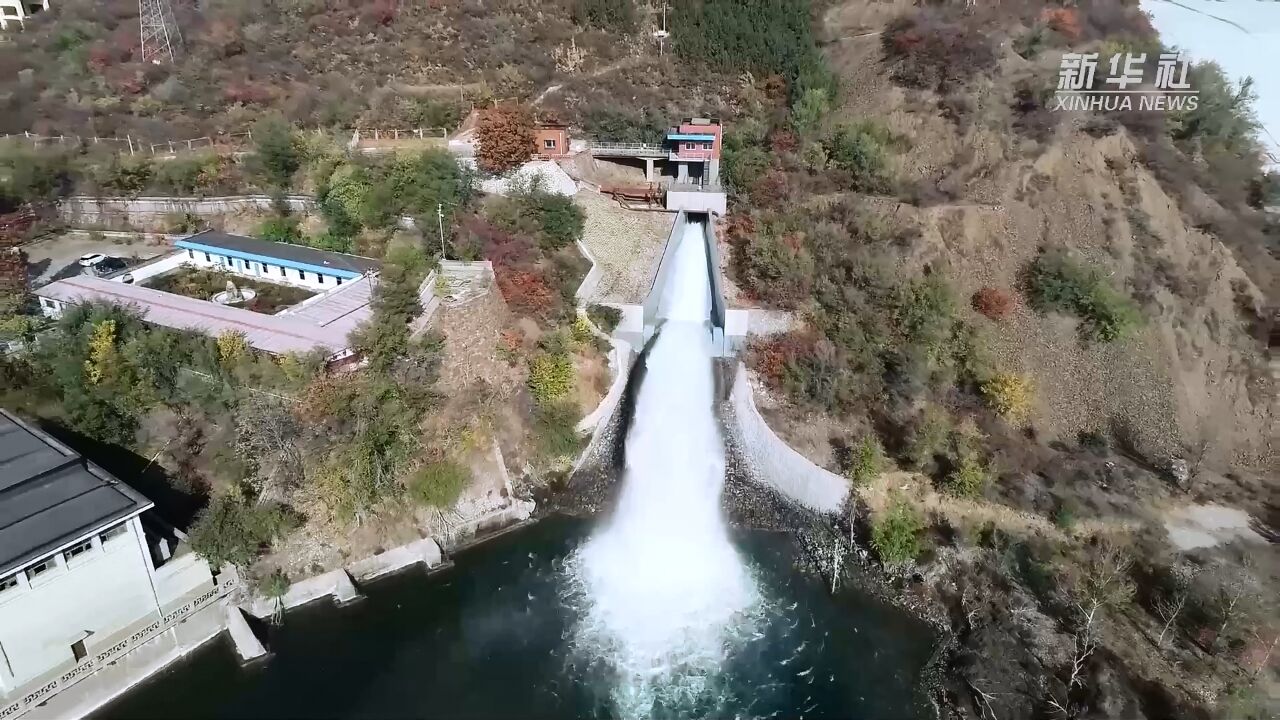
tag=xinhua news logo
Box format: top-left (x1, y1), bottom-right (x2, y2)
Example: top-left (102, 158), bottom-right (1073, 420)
top-left (1053, 51), bottom-right (1199, 112)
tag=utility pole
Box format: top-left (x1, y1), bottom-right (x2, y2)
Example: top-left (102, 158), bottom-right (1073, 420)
top-left (437, 203), bottom-right (446, 259)
top-left (653, 2), bottom-right (669, 57)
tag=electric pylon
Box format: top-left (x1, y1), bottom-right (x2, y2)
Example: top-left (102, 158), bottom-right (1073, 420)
top-left (139, 0), bottom-right (183, 64)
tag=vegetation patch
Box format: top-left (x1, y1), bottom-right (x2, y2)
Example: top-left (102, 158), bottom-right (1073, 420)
top-left (145, 267), bottom-right (316, 314)
top-left (871, 494), bottom-right (924, 565)
top-left (408, 460), bottom-right (470, 508)
top-left (1025, 250), bottom-right (1141, 342)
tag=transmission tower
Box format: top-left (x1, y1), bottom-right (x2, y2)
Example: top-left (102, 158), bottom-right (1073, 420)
top-left (139, 0), bottom-right (183, 64)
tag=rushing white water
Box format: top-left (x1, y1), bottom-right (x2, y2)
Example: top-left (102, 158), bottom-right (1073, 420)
top-left (566, 221), bottom-right (762, 717)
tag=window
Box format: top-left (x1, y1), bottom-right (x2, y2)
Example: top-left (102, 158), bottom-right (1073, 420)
top-left (25, 559), bottom-right (54, 581)
top-left (71, 640), bottom-right (87, 662)
top-left (299, 271), bottom-right (307, 281)
top-left (543, 139), bottom-right (556, 150)
top-left (62, 539), bottom-right (94, 563)
top-left (336, 277), bottom-right (343, 286)
top-left (187, 249), bottom-right (194, 259)
top-left (0, 576), bottom-right (17, 593)
top-left (99, 523), bottom-right (128, 544)
top-left (318, 274), bottom-right (325, 285)
top-left (204, 252), bottom-right (211, 262)
top-left (278, 266), bottom-right (286, 277)
top-left (41, 298), bottom-right (54, 309)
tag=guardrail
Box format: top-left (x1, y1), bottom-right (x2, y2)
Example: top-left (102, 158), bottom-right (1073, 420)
top-left (589, 141), bottom-right (666, 156)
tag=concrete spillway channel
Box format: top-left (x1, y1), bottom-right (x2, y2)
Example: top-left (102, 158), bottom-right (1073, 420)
top-left (571, 212), bottom-right (850, 516)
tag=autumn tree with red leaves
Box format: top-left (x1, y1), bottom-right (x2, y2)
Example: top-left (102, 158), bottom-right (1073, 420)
top-left (477, 106), bottom-right (535, 174)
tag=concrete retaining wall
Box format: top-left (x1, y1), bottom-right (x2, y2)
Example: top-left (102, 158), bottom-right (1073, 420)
top-left (573, 239), bottom-right (603, 302)
top-left (59, 195), bottom-right (316, 224)
top-left (727, 363), bottom-right (849, 514)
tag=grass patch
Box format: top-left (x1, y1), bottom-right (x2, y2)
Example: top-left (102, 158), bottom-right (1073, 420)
top-left (1026, 250), bottom-right (1141, 342)
top-left (145, 266), bottom-right (316, 314)
top-left (408, 460), bottom-right (470, 508)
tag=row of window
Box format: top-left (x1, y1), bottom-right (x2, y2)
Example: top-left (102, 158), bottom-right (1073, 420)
top-left (679, 141), bottom-right (714, 152)
top-left (0, 523), bottom-right (129, 594)
top-left (187, 250), bottom-right (344, 285)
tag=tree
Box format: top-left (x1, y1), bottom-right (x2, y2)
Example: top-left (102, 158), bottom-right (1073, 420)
top-left (571, 0), bottom-right (636, 32)
top-left (187, 492), bottom-right (298, 569)
top-left (351, 262), bottom-right (424, 373)
top-left (250, 115), bottom-right (301, 189)
top-left (1154, 561), bottom-right (1197, 648)
top-left (476, 106), bottom-right (535, 174)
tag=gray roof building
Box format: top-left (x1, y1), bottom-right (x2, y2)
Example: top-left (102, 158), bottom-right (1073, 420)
top-left (175, 230), bottom-right (381, 278)
top-left (0, 410), bottom-right (152, 577)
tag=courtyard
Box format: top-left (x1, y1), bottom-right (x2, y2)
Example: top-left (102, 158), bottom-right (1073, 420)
top-left (143, 266), bottom-right (316, 315)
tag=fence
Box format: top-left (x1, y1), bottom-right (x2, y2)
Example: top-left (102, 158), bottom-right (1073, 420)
top-left (0, 131), bottom-right (253, 156)
top-left (2, 127), bottom-right (449, 157)
top-left (0, 571), bottom-right (237, 720)
top-left (589, 141), bottom-right (666, 157)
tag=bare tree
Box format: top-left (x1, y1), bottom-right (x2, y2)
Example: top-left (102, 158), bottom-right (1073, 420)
top-left (1048, 542), bottom-right (1135, 718)
top-left (1213, 562), bottom-right (1255, 651)
top-left (234, 396), bottom-right (304, 503)
top-left (1155, 562), bottom-right (1198, 648)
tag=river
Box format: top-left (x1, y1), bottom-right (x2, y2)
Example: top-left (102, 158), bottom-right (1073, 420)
top-left (95, 518), bottom-right (935, 720)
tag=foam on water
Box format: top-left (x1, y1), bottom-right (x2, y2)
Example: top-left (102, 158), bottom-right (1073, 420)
top-left (565, 220), bottom-right (763, 717)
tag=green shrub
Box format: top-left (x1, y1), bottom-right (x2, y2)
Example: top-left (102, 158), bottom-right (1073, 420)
top-left (532, 400), bottom-right (582, 458)
top-left (945, 451), bottom-right (990, 498)
top-left (586, 304), bottom-right (622, 333)
top-left (188, 494), bottom-right (298, 569)
top-left (906, 405), bottom-right (951, 469)
top-left (572, 0), bottom-right (635, 32)
top-left (257, 216), bottom-right (303, 244)
top-left (871, 495), bottom-right (925, 565)
top-left (527, 352), bottom-right (573, 405)
top-left (1026, 250), bottom-right (1140, 342)
top-left (825, 121), bottom-right (892, 192)
top-left (408, 460), bottom-right (470, 508)
top-left (533, 193), bottom-right (585, 250)
top-left (847, 435), bottom-right (886, 486)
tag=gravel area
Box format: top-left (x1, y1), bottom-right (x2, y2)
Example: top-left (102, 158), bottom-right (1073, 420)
top-left (576, 190), bottom-right (673, 304)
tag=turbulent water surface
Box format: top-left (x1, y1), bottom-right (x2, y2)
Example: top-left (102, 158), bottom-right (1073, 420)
top-left (99, 223), bottom-right (935, 720)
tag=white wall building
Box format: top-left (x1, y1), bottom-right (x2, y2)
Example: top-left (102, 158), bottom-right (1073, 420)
top-left (175, 229), bottom-right (381, 292)
top-left (0, 410), bottom-right (218, 706)
top-left (0, 0), bottom-right (47, 31)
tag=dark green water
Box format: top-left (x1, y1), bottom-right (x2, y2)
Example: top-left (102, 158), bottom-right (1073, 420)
top-left (97, 518), bottom-right (934, 720)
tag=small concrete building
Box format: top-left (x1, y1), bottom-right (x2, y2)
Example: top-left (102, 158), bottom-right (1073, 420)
top-left (0, 0), bottom-right (46, 30)
top-left (0, 410), bottom-right (220, 709)
top-left (533, 124), bottom-right (570, 159)
top-left (175, 230), bottom-right (381, 292)
top-left (666, 117), bottom-right (722, 186)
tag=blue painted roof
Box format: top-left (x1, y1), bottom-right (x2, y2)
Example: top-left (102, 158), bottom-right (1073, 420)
top-left (175, 231), bottom-right (380, 279)
top-left (667, 133), bottom-right (716, 141)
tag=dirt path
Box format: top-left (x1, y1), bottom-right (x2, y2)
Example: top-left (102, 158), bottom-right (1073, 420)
top-left (532, 56), bottom-right (648, 106)
top-left (862, 471), bottom-right (1137, 543)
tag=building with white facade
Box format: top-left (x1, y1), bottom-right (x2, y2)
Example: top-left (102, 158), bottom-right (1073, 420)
top-left (175, 230), bottom-right (381, 291)
top-left (0, 410), bottom-right (222, 715)
top-left (0, 0), bottom-right (47, 31)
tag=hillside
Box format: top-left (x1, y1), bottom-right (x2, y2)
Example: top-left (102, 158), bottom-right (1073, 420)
top-left (720, 0), bottom-right (1277, 717)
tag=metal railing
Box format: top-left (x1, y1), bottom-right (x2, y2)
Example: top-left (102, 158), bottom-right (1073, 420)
top-left (588, 141), bottom-right (666, 156)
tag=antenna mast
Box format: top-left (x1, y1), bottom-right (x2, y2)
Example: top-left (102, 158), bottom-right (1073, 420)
top-left (139, 0), bottom-right (183, 64)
